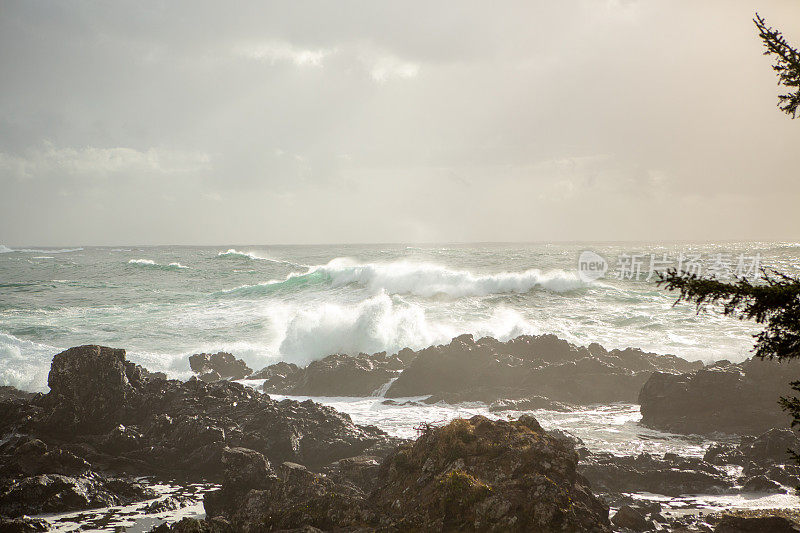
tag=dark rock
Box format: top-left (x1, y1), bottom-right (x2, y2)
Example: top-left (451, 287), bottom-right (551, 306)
top-left (0, 472), bottom-right (155, 517)
top-left (370, 415), bottom-right (611, 532)
top-left (189, 352), bottom-right (252, 381)
top-left (706, 429), bottom-right (800, 469)
top-left (250, 360), bottom-right (299, 384)
top-left (488, 396), bottom-right (574, 412)
top-left (0, 386), bottom-right (36, 401)
top-left (260, 352), bottom-right (403, 396)
top-left (612, 504), bottom-right (651, 531)
top-left (197, 369), bottom-right (222, 382)
top-left (205, 458), bottom-right (365, 532)
top-left (739, 429), bottom-right (800, 465)
top-left (248, 334), bottom-right (699, 404)
top-left (713, 515), bottom-right (800, 532)
top-left (323, 454), bottom-right (381, 492)
top-left (0, 435), bottom-right (90, 477)
top-left (639, 358), bottom-right (800, 435)
top-left (385, 333), bottom-right (700, 404)
top-left (0, 516), bottom-right (50, 532)
top-left (740, 474), bottom-right (787, 493)
top-left (580, 452), bottom-right (733, 497)
top-left (137, 495), bottom-right (189, 514)
top-left (1, 345), bottom-right (396, 484)
top-left (194, 415), bottom-right (611, 532)
top-left (43, 345), bottom-right (145, 433)
top-left (150, 517), bottom-right (233, 532)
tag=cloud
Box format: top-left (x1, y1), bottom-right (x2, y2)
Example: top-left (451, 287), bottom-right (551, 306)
top-left (367, 54), bottom-right (420, 82)
top-left (0, 143), bottom-right (210, 181)
top-left (1, 0), bottom-right (800, 244)
top-left (235, 41), bottom-right (332, 66)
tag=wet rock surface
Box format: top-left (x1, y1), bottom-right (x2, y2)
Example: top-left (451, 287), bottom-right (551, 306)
top-left (385, 334), bottom-right (700, 403)
top-left (0, 471), bottom-right (155, 517)
top-left (581, 429), bottom-right (800, 501)
top-left (581, 452), bottom-right (735, 497)
top-left (639, 358), bottom-right (800, 435)
top-left (253, 333), bottom-right (700, 405)
top-left (369, 415), bottom-right (611, 532)
top-left (0, 386), bottom-right (36, 401)
top-left (170, 415), bottom-right (611, 532)
top-left (188, 351), bottom-right (252, 381)
top-left (0, 516), bottom-right (50, 532)
top-left (259, 352), bottom-right (403, 396)
top-left (0, 345), bottom-right (398, 520)
top-left (713, 514), bottom-right (800, 532)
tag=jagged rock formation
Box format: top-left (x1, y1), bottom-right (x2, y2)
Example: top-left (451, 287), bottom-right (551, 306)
top-left (0, 345), bottom-right (397, 518)
top-left (580, 452), bottom-right (734, 497)
top-left (704, 428), bottom-right (800, 489)
top-left (713, 515), bottom-right (800, 532)
top-left (189, 351), bottom-right (252, 381)
top-left (639, 358), bottom-right (800, 435)
top-left (580, 428), bottom-right (800, 503)
top-left (254, 333), bottom-right (701, 405)
top-left (260, 352), bottom-right (405, 396)
top-left (164, 415), bottom-right (611, 532)
top-left (0, 386), bottom-right (36, 401)
top-left (385, 334), bottom-right (701, 403)
top-left (369, 415), bottom-right (610, 532)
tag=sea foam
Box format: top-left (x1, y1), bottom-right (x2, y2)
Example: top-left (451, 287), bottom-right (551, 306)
top-left (217, 249), bottom-right (306, 268)
top-left (221, 258), bottom-right (586, 299)
top-left (128, 259), bottom-right (189, 270)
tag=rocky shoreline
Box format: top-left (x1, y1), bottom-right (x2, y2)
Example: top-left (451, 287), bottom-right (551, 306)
top-left (1, 336), bottom-right (799, 531)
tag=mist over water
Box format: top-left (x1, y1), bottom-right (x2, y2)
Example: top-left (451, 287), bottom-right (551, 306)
top-left (1, 242), bottom-right (798, 392)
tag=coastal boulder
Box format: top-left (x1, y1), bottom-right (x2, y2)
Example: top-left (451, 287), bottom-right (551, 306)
top-left (385, 334), bottom-right (701, 404)
top-left (44, 345), bottom-right (145, 433)
top-left (580, 452), bottom-right (733, 497)
top-left (0, 472), bottom-right (155, 517)
top-left (189, 352), bottom-right (252, 381)
top-left (639, 358), bottom-right (800, 435)
top-left (260, 352), bottom-right (403, 396)
top-left (371, 415), bottom-right (611, 532)
top-left (183, 415), bottom-right (611, 532)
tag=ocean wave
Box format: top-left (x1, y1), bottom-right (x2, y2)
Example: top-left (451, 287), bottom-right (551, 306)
top-left (128, 259), bottom-right (189, 271)
top-left (0, 332), bottom-right (58, 392)
top-left (319, 258), bottom-right (585, 297)
top-left (267, 294), bottom-right (539, 366)
top-left (220, 258), bottom-right (586, 299)
top-left (216, 249), bottom-right (306, 268)
top-left (0, 245), bottom-right (83, 254)
top-left (275, 294), bottom-right (446, 363)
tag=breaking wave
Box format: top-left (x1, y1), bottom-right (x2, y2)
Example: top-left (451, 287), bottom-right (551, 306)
top-left (269, 293), bottom-right (538, 366)
top-left (0, 332), bottom-right (58, 392)
top-left (128, 259), bottom-right (189, 271)
top-left (220, 258), bottom-right (586, 299)
top-left (217, 249), bottom-right (306, 268)
top-left (317, 258), bottom-right (585, 297)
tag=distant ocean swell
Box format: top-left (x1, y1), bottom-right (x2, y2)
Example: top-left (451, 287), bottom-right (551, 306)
top-left (217, 257), bottom-right (586, 298)
top-left (0, 245), bottom-right (83, 254)
top-left (128, 259), bottom-right (189, 270)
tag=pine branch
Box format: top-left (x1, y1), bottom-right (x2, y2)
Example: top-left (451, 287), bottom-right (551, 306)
top-left (755, 13), bottom-right (800, 118)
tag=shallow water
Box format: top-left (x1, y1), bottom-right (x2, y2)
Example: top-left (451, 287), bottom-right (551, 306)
top-left (32, 480), bottom-right (217, 532)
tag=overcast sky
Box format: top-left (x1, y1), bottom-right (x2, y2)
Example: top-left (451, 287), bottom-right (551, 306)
top-left (1, 1), bottom-right (799, 245)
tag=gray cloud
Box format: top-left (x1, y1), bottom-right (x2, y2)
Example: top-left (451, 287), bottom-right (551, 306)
top-left (1, 0), bottom-right (799, 245)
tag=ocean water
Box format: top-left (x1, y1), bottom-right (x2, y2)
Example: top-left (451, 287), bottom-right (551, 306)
top-left (1, 242), bottom-right (799, 392)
